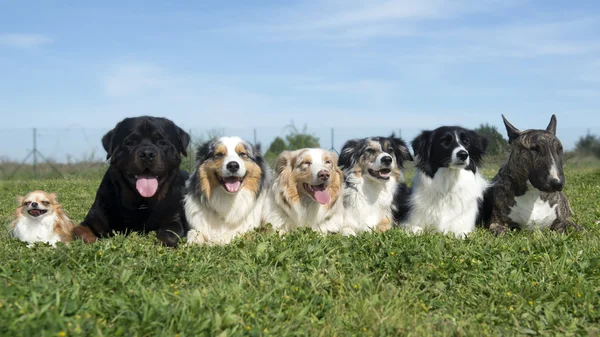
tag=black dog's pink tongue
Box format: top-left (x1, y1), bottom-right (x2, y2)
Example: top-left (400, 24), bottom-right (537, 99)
top-left (136, 175), bottom-right (158, 198)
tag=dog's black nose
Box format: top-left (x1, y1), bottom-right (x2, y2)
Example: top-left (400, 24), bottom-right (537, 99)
top-left (138, 148), bottom-right (157, 161)
top-left (550, 179), bottom-right (564, 191)
top-left (31, 202), bottom-right (38, 208)
top-left (457, 150), bottom-right (469, 161)
top-left (226, 161), bottom-right (240, 173)
top-left (381, 156), bottom-right (393, 166)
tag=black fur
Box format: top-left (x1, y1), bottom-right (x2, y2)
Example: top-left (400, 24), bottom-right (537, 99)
top-left (77, 116), bottom-right (190, 247)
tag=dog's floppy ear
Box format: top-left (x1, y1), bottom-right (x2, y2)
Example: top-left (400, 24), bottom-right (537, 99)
top-left (468, 130), bottom-right (489, 165)
top-left (390, 134), bottom-right (413, 167)
top-left (195, 140), bottom-right (212, 165)
top-left (546, 114), bottom-right (557, 135)
top-left (175, 125), bottom-right (191, 157)
top-left (102, 129), bottom-right (115, 160)
top-left (412, 131), bottom-right (432, 163)
top-left (275, 151), bottom-right (292, 175)
top-left (502, 114), bottom-right (521, 144)
top-left (412, 130), bottom-right (433, 176)
top-left (338, 139), bottom-right (361, 170)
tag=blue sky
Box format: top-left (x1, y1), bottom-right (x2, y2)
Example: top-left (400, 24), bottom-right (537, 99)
top-left (1, 0), bottom-right (600, 160)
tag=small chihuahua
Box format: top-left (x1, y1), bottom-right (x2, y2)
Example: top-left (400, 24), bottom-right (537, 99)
top-left (9, 190), bottom-right (75, 246)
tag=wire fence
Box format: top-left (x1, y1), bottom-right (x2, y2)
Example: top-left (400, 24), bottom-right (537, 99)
top-left (0, 126), bottom-right (598, 180)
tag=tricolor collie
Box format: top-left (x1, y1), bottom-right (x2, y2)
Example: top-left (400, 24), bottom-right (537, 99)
top-left (393, 126), bottom-right (489, 237)
top-left (184, 137), bottom-right (269, 245)
top-left (483, 115), bottom-right (580, 234)
top-left (10, 190), bottom-right (75, 246)
top-left (263, 148), bottom-right (344, 234)
top-left (338, 135), bottom-right (412, 234)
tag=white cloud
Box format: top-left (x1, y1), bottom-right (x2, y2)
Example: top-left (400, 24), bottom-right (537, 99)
top-left (0, 33), bottom-right (53, 48)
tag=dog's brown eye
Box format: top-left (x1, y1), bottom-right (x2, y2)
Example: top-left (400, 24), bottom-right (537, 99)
top-left (530, 145), bottom-right (540, 152)
top-left (239, 152), bottom-right (248, 159)
top-left (23, 201), bottom-right (31, 206)
top-left (42, 201), bottom-right (50, 206)
top-left (325, 160), bottom-right (332, 165)
top-left (214, 153), bottom-right (224, 159)
top-left (366, 148), bottom-right (375, 154)
top-left (157, 140), bottom-right (167, 146)
top-left (125, 139), bottom-right (137, 146)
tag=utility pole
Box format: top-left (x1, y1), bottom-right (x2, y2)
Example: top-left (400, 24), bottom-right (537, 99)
top-left (33, 128), bottom-right (37, 179)
top-left (331, 128), bottom-right (335, 153)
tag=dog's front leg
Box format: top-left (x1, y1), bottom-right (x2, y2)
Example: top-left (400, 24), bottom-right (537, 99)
top-left (488, 221), bottom-right (511, 235)
top-left (550, 219), bottom-right (582, 233)
top-left (157, 218), bottom-right (186, 248)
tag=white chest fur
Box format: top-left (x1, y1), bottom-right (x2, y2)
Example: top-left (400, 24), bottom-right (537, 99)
top-left (508, 186), bottom-right (557, 229)
top-left (404, 168), bottom-right (488, 237)
top-left (343, 177), bottom-right (396, 234)
top-left (12, 214), bottom-right (62, 246)
top-left (184, 188), bottom-right (265, 245)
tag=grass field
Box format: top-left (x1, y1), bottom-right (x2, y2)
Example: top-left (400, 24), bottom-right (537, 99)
top-left (1, 166), bottom-right (600, 336)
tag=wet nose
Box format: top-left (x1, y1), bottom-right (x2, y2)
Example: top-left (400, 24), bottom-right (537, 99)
top-left (138, 148), bottom-right (157, 161)
top-left (226, 161), bottom-right (240, 173)
top-left (550, 179), bottom-right (564, 191)
top-left (31, 202), bottom-right (38, 208)
top-left (457, 150), bottom-right (469, 161)
top-left (381, 155), bottom-right (393, 166)
top-left (318, 170), bottom-right (330, 181)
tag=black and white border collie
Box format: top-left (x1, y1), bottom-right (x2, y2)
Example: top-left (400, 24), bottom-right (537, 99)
top-left (184, 137), bottom-right (270, 245)
top-left (338, 135), bottom-right (412, 234)
top-left (393, 126), bottom-right (489, 237)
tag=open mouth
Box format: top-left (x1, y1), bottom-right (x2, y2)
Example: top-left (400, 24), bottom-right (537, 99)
top-left (134, 172), bottom-right (160, 198)
top-left (368, 168), bottom-right (391, 180)
top-left (28, 209), bottom-right (47, 217)
top-left (218, 175), bottom-right (244, 193)
top-left (303, 183), bottom-right (331, 205)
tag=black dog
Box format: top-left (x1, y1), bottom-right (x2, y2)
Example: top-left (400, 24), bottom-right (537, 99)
top-left (74, 116), bottom-right (190, 247)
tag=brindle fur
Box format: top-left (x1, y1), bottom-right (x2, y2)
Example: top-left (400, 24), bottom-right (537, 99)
top-left (482, 114), bottom-right (580, 234)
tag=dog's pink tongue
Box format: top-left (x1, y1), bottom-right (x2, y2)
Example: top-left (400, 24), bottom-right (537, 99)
top-left (312, 186), bottom-right (331, 205)
top-left (224, 180), bottom-right (242, 193)
top-left (136, 176), bottom-right (158, 198)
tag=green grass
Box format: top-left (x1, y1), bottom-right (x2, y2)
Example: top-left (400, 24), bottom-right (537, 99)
top-left (1, 168), bottom-right (600, 336)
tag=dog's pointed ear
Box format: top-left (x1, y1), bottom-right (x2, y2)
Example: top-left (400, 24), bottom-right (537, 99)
top-left (16, 195), bottom-right (24, 205)
top-left (101, 129), bottom-right (115, 160)
top-left (390, 134), bottom-right (413, 165)
top-left (49, 193), bottom-right (58, 203)
top-left (175, 126), bottom-right (191, 157)
top-left (275, 151), bottom-right (292, 175)
top-left (338, 139), bottom-right (360, 170)
top-left (502, 114), bottom-right (521, 144)
top-left (546, 114), bottom-right (557, 135)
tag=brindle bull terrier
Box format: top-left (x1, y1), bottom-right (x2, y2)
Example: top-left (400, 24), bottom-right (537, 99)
top-left (482, 114), bottom-right (581, 234)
